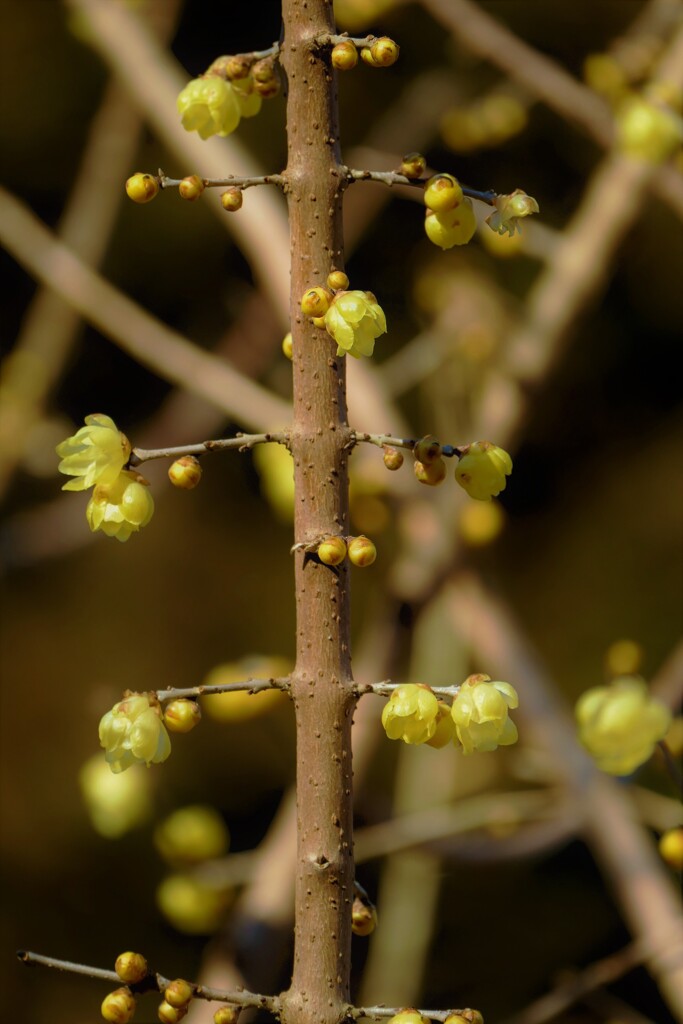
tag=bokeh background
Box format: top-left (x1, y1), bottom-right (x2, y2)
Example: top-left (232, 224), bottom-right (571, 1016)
top-left (1, 2), bottom-right (682, 1023)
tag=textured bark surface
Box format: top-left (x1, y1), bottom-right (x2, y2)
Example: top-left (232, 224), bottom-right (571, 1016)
top-left (279, 3), bottom-right (357, 1024)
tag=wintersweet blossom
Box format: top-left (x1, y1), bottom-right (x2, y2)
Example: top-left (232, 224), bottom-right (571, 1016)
top-left (486, 189), bottom-right (539, 236)
top-left (324, 290), bottom-right (387, 358)
top-left (575, 676), bottom-right (671, 775)
top-left (425, 702), bottom-right (456, 748)
top-left (424, 198), bottom-right (477, 249)
top-left (381, 684), bottom-right (439, 744)
top-left (455, 441), bottom-right (512, 500)
top-left (56, 414), bottom-right (130, 491)
top-left (451, 674), bottom-right (519, 754)
top-left (99, 693), bottom-right (171, 773)
top-left (86, 470), bottom-right (154, 542)
top-left (177, 77), bottom-right (242, 139)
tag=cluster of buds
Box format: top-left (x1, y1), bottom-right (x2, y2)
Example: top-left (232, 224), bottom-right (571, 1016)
top-left (331, 35), bottom-right (399, 71)
top-left (423, 173), bottom-right (477, 250)
top-left (56, 414), bottom-right (154, 541)
top-left (575, 676), bottom-right (671, 775)
top-left (382, 676), bottom-right (519, 754)
top-left (317, 534), bottom-right (377, 567)
top-left (177, 51), bottom-right (279, 141)
top-left (300, 273), bottom-right (387, 359)
top-left (382, 435), bottom-right (513, 502)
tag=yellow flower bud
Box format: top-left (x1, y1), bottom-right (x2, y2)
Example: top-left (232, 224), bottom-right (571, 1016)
top-left (414, 434), bottom-right (441, 465)
top-left (301, 286), bottom-right (333, 317)
top-left (400, 152), bottom-right (427, 179)
top-left (282, 332), bottom-right (293, 359)
top-left (87, 470), bottom-right (154, 541)
top-left (158, 1000), bottom-right (188, 1023)
top-left (351, 894), bottom-right (377, 935)
top-left (658, 828), bottom-right (683, 871)
top-left (425, 702), bottom-right (456, 748)
top-left (224, 55), bottom-right (252, 81)
top-left (312, 315), bottom-right (327, 328)
top-left (214, 1008), bottom-right (240, 1024)
top-left (575, 677), bottom-right (671, 775)
top-left (221, 188), bottom-right (243, 212)
top-left (99, 693), bottom-right (171, 772)
top-left (387, 1011), bottom-right (431, 1024)
top-left (179, 175), bottom-right (205, 201)
top-left (424, 173), bottom-right (463, 213)
top-left (168, 456), bottom-right (202, 489)
top-left (348, 535), bottom-right (377, 567)
top-left (382, 684), bottom-right (440, 745)
top-left (125, 172), bottom-right (159, 204)
top-left (331, 40), bottom-right (358, 71)
top-left (327, 270), bottom-right (350, 291)
top-left (155, 805), bottom-right (229, 866)
top-left (452, 674), bottom-right (519, 755)
top-left (164, 980), bottom-right (194, 1009)
top-left (115, 951), bottom-right (148, 984)
top-left (360, 46), bottom-right (380, 67)
top-left (414, 457), bottom-right (446, 486)
top-left (164, 699), bottom-right (201, 734)
top-left (56, 414), bottom-right (131, 491)
top-left (455, 441), bottom-right (512, 500)
top-left (445, 1012), bottom-right (484, 1024)
top-left (370, 37), bottom-right (400, 67)
top-left (318, 535), bottom-right (347, 565)
top-left (383, 446), bottom-right (404, 470)
top-left (101, 988), bottom-right (136, 1024)
top-left (324, 290), bottom-right (387, 358)
top-left (425, 200), bottom-right (476, 249)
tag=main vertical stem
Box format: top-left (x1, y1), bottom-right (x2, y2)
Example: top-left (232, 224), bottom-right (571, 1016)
top-left (280, 3), bottom-right (356, 1024)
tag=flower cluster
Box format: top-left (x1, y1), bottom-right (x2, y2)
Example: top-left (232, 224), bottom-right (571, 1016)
top-left (381, 676), bottom-right (519, 755)
top-left (575, 676), bottom-right (671, 775)
top-left (57, 415), bottom-right (154, 541)
top-left (301, 274), bottom-right (387, 359)
top-left (177, 51), bottom-right (280, 140)
top-left (99, 693), bottom-right (171, 773)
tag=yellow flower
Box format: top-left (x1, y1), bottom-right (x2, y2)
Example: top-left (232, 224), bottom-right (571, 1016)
top-left (79, 754), bottom-right (152, 838)
top-left (451, 674), bottom-right (519, 754)
top-left (455, 440), bottom-right (512, 500)
top-left (425, 702), bottom-right (456, 748)
top-left (486, 189), bottom-right (539, 236)
top-left (324, 290), bottom-right (387, 358)
top-left (232, 76), bottom-right (263, 118)
top-left (86, 470), bottom-right (154, 542)
top-left (99, 693), bottom-right (171, 773)
top-left (381, 684), bottom-right (439, 744)
top-left (616, 94), bottom-right (682, 163)
top-left (424, 198), bottom-right (476, 249)
top-left (575, 676), bottom-right (671, 775)
top-left (177, 77), bottom-right (241, 139)
top-left (56, 414), bottom-right (131, 491)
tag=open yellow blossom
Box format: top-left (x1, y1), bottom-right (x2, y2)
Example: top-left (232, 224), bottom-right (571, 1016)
top-left (455, 441), bottom-right (512, 500)
top-left (99, 693), bottom-right (171, 773)
top-left (56, 414), bottom-right (130, 491)
top-left (425, 702), bottom-right (456, 748)
top-left (86, 470), bottom-right (154, 542)
top-left (381, 684), bottom-right (439, 744)
top-left (324, 290), bottom-right (387, 358)
top-left (177, 77), bottom-right (242, 139)
top-left (451, 674), bottom-right (519, 754)
top-left (486, 189), bottom-right (539, 236)
top-left (576, 676), bottom-right (671, 775)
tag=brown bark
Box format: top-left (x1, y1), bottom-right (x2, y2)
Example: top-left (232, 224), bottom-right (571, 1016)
top-left (279, 3), bottom-right (356, 1024)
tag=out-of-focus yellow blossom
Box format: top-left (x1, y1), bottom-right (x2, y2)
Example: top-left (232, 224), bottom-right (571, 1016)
top-left (324, 290), bottom-right (387, 358)
top-left (486, 189), bottom-right (539, 236)
top-left (202, 655), bottom-right (290, 722)
top-left (658, 828), bottom-right (683, 871)
top-left (79, 754), bottom-right (152, 838)
top-left (575, 676), bottom-right (671, 775)
top-left (425, 702), bottom-right (456, 748)
top-left (156, 873), bottom-right (229, 934)
top-left (86, 470), bottom-right (154, 542)
top-left (458, 499), bottom-right (505, 547)
top-left (451, 674), bottom-right (519, 754)
top-left (605, 638), bottom-right (643, 677)
top-left (424, 199), bottom-right (477, 249)
top-left (99, 693), bottom-right (171, 773)
top-left (56, 413), bottom-right (130, 491)
top-left (381, 684), bottom-right (440, 744)
top-left (455, 441), bottom-right (512, 500)
top-left (253, 440), bottom-right (294, 522)
top-left (616, 94), bottom-right (682, 162)
top-left (155, 805), bottom-right (229, 866)
top-left (333, 0), bottom-right (398, 32)
top-left (177, 77), bottom-right (241, 139)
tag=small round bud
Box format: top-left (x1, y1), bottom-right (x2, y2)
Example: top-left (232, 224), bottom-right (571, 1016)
top-left (387, 1012), bottom-right (431, 1024)
top-left (101, 988), bottom-right (136, 1024)
top-left (165, 980), bottom-right (194, 1009)
top-left (331, 40), bottom-right (359, 71)
top-left (414, 457), bottom-right (446, 486)
top-left (179, 175), bottom-right (205, 201)
top-left (115, 951), bottom-right (148, 984)
top-left (400, 152), bottom-right (427, 179)
top-left (221, 188), bottom-right (243, 212)
top-left (383, 446), bottom-right (404, 471)
top-left (352, 894), bottom-right (377, 935)
top-left (445, 1012), bottom-right (484, 1024)
top-left (414, 434), bottom-right (442, 465)
top-left (301, 286), bottom-right (333, 317)
top-left (126, 172), bottom-right (159, 204)
top-left (214, 1008), bottom-right (240, 1024)
top-left (318, 536), bottom-right (347, 566)
top-left (253, 77), bottom-right (280, 98)
top-left (370, 37), bottom-right (400, 67)
top-left (424, 173), bottom-right (463, 213)
top-left (282, 332), bottom-right (293, 359)
top-left (252, 58), bottom-right (276, 84)
top-left (164, 699), bottom-right (201, 734)
top-left (659, 828), bottom-right (683, 871)
top-left (327, 270), bottom-right (350, 291)
top-left (158, 1001), bottom-right (188, 1023)
top-left (168, 456), bottom-right (202, 490)
top-left (348, 535), bottom-right (377, 567)
top-left (225, 55), bottom-right (252, 80)
top-left (360, 46), bottom-right (380, 67)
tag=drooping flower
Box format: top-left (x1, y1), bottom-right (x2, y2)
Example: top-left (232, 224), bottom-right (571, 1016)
top-left (56, 414), bottom-right (131, 491)
top-left (455, 440), bottom-right (512, 500)
top-left (451, 674), bottom-right (519, 754)
top-left (381, 684), bottom-right (440, 744)
top-left (486, 189), bottom-right (539, 236)
top-left (177, 76), bottom-right (242, 139)
top-left (575, 676), bottom-right (671, 775)
top-left (86, 470), bottom-right (154, 542)
top-left (425, 702), bottom-right (456, 748)
top-left (99, 693), bottom-right (171, 773)
top-left (324, 290), bottom-right (387, 358)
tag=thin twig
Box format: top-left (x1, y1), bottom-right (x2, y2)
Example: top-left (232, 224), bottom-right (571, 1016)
top-left (352, 432), bottom-right (465, 457)
top-left (160, 172), bottom-right (286, 191)
top-left (344, 167), bottom-right (498, 204)
top-left (130, 432), bottom-right (289, 466)
top-left (156, 677), bottom-right (290, 702)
